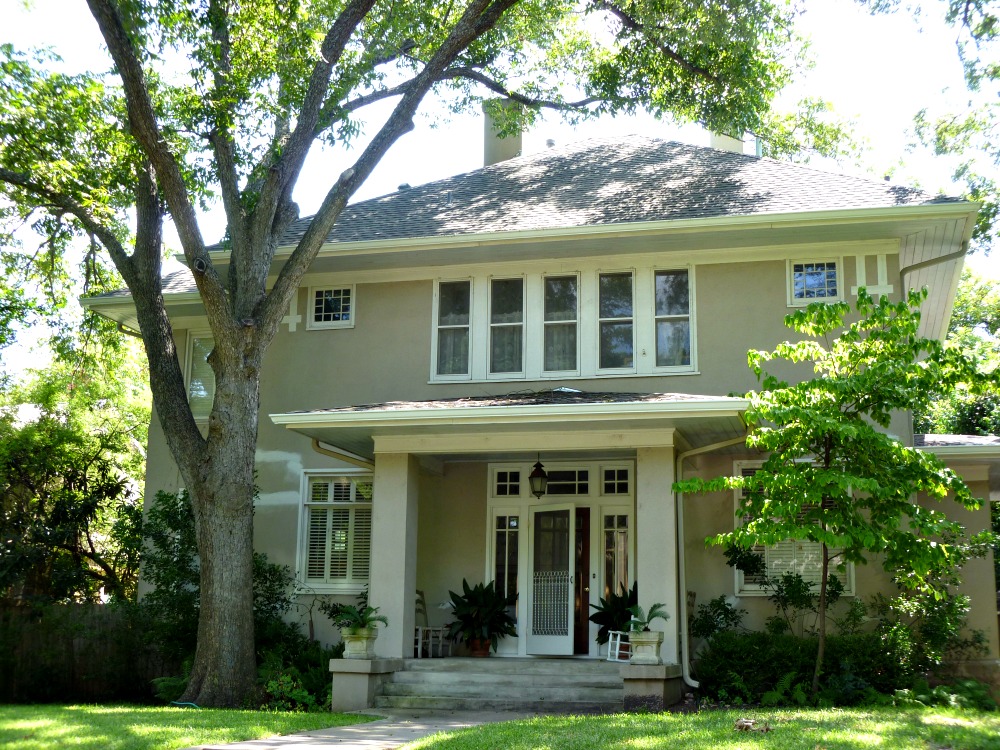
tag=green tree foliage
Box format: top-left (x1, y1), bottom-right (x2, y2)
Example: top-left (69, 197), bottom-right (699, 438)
top-left (675, 289), bottom-right (996, 696)
top-left (0, 0), bottom-right (850, 705)
top-left (916, 269), bottom-right (1000, 436)
top-left (859, 0), bottom-right (1000, 249)
top-left (0, 337), bottom-right (149, 604)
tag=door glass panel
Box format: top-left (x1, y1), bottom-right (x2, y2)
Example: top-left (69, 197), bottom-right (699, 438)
top-left (532, 509), bottom-right (570, 636)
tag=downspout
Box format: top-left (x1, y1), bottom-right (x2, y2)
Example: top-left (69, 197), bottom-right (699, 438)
top-left (676, 436), bottom-right (748, 689)
top-left (311, 439), bottom-right (375, 470)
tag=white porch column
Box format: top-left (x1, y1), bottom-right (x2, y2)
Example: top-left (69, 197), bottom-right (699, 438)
top-left (369, 452), bottom-right (419, 658)
top-left (635, 446), bottom-right (678, 664)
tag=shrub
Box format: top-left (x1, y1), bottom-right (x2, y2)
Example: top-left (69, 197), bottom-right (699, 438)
top-left (695, 630), bottom-right (923, 705)
top-left (689, 595), bottom-right (745, 640)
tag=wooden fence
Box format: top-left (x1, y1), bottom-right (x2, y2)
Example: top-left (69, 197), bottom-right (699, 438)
top-left (0, 604), bottom-right (175, 703)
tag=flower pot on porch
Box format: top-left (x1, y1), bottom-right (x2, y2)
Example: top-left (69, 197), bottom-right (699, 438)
top-left (628, 630), bottom-right (663, 666)
top-left (341, 627), bottom-right (378, 659)
top-left (468, 637), bottom-right (492, 657)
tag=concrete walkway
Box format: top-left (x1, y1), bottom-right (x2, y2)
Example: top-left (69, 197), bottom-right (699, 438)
top-left (195, 709), bottom-right (537, 750)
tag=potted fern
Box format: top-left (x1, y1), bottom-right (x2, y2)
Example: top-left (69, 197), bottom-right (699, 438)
top-left (627, 602), bottom-right (669, 665)
top-left (320, 602), bottom-right (388, 659)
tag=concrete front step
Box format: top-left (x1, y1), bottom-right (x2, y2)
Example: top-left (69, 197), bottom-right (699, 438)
top-left (374, 657), bottom-right (624, 713)
top-left (373, 694), bottom-right (622, 713)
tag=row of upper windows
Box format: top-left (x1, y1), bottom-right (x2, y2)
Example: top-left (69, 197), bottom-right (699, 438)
top-left (184, 259), bottom-right (844, 412)
top-left (433, 268), bottom-right (694, 381)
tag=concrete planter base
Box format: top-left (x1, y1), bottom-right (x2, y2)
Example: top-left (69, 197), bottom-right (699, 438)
top-left (621, 662), bottom-right (683, 711)
top-left (329, 658), bottom-right (403, 711)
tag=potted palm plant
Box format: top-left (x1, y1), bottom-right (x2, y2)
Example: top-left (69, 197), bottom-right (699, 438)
top-left (446, 579), bottom-right (517, 656)
top-left (627, 602), bottom-right (669, 665)
top-left (589, 582), bottom-right (638, 659)
top-left (320, 602), bottom-right (388, 659)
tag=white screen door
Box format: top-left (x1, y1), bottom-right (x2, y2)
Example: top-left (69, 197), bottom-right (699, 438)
top-left (526, 504), bottom-right (575, 654)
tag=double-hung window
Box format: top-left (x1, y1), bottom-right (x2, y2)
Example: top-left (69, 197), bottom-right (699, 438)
top-left (436, 281), bottom-right (472, 377)
top-left (302, 474), bottom-right (373, 590)
top-left (543, 275), bottom-right (578, 373)
top-left (186, 333), bottom-right (215, 420)
top-left (654, 270), bottom-right (691, 368)
top-left (489, 278), bottom-right (524, 375)
top-left (598, 272), bottom-right (634, 370)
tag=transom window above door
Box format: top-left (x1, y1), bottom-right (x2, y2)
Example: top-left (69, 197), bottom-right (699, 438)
top-left (431, 268), bottom-right (695, 382)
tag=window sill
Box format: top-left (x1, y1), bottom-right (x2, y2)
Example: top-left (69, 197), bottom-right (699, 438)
top-left (298, 582), bottom-right (368, 595)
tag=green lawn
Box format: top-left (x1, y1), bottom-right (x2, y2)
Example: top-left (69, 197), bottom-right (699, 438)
top-left (404, 708), bottom-right (1000, 750)
top-left (0, 704), bottom-right (370, 750)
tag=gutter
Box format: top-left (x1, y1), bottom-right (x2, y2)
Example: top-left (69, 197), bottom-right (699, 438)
top-left (310, 439), bottom-right (375, 470)
top-left (675, 436), bottom-right (749, 690)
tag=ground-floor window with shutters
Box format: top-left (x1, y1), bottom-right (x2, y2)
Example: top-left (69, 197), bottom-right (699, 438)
top-left (733, 461), bottom-right (854, 596)
top-left (299, 472), bottom-right (373, 592)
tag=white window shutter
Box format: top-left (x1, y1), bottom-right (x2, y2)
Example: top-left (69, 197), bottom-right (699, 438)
top-left (351, 508), bottom-right (372, 582)
top-left (306, 507), bottom-right (329, 580)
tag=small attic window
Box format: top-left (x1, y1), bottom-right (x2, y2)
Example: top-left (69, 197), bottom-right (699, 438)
top-left (788, 261), bottom-right (840, 306)
top-left (307, 286), bottom-right (355, 330)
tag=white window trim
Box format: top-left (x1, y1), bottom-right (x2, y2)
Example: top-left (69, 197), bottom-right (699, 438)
top-left (296, 469), bottom-right (373, 594)
top-left (184, 330), bottom-right (214, 422)
top-left (732, 460), bottom-right (855, 597)
top-left (305, 285), bottom-right (356, 330)
top-left (786, 258), bottom-right (843, 307)
top-left (651, 266), bottom-right (697, 374)
top-left (431, 267), bottom-right (696, 383)
top-left (431, 278), bottom-right (474, 382)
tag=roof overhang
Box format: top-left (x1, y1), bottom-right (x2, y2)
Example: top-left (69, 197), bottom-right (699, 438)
top-left (270, 396), bottom-right (750, 461)
top-left (921, 443), bottom-right (1000, 501)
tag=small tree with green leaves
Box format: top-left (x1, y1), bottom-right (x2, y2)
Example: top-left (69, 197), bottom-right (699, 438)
top-left (675, 289), bottom-right (997, 697)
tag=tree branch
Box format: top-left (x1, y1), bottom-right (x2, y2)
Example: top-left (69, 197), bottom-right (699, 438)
top-left (440, 66), bottom-right (601, 110)
top-left (595, 1), bottom-right (720, 84)
top-left (259, 0), bottom-right (520, 336)
top-left (249, 0), bottom-right (379, 250)
top-left (0, 166), bottom-right (132, 272)
top-left (85, 0), bottom-right (231, 329)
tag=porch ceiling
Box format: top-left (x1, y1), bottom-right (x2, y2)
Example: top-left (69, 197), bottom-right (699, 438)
top-left (270, 392), bottom-right (749, 460)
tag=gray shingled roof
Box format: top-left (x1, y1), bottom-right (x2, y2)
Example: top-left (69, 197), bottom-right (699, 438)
top-left (279, 388), bottom-right (743, 416)
top-left (269, 135), bottom-right (956, 248)
top-left (97, 136), bottom-right (961, 300)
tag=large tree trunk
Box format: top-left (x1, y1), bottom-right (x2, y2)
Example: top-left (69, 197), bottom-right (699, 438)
top-left (177, 345), bottom-right (261, 707)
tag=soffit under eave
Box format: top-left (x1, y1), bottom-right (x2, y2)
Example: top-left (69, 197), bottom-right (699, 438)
top-left (272, 411), bottom-right (748, 462)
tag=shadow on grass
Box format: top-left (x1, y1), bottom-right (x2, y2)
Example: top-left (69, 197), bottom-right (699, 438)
top-left (0, 704), bottom-right (369, 750)
top-left (405, 708), bottom-right (1000, 750)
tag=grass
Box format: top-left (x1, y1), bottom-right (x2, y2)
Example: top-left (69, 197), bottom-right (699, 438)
top-left (0, 704), bottom-right (370, 750)
top-left (404, 707), bottom-right (1000, 750)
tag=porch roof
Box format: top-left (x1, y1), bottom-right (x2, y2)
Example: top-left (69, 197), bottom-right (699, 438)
top-left (269, 389), bottom-right (750, 460)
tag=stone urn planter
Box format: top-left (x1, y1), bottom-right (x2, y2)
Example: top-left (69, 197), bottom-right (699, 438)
top-left (627, 630), bottom-right (664, 665)
top-left (341, 626), bottom-right (379, 659)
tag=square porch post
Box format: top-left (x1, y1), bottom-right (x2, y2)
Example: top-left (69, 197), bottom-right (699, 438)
top-left (635, 446), bottom-right (678, 664)
top-left (369, 452), bottom-right (419, 658)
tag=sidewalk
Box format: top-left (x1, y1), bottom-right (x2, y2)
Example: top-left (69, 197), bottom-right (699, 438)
top-left (195, 709), bottom-right (537, 750)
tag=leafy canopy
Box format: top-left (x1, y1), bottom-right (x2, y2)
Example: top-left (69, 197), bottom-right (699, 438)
top-left (677, 289), bottom-right (991, 595)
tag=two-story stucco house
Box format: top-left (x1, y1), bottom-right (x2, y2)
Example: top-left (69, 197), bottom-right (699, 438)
top-left (86, 131), bottom-right (1000, 707)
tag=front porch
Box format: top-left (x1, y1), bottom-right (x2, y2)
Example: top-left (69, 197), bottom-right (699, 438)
top-left (271, 390), bottom-right (751, 678)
